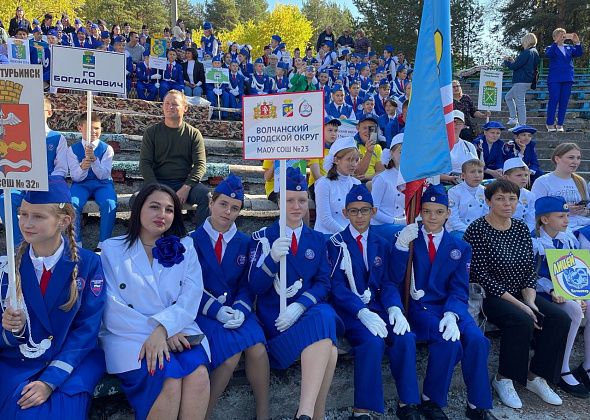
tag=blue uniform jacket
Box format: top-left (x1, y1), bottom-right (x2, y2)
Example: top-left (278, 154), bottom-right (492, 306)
top-left (325, 102), bottom-right (353, 119)
top-left (392, 230), bottom-right (471, 318)
top-left (345, 94), bottom-right (364, 113)
top-left (545, 43), bottom-right (583, 83)
top-left (239, 62), bottom-right (253, 81)
top-left (472, 135), bottom-right (505, 172)
top-left (226, 72), bottom-right (245, 96)
top-left (327, 227), bottom-right (402, 319)
top-left (503, 47), bottom-right (539, 84)
top-left (248, 222), bottom-right (331, 337)
top-left (0, 245), bottom-right (106, 397)
top-left (251, 73), bottom-right (273, 94)
top-left (503, 140), bottom-right (543, 176)
top-left (191, 228), bottom-right (253, 319)
top-left (136, 62), bottom-right (156, 83)
top-left (163, 61), bottom-right (184, 84)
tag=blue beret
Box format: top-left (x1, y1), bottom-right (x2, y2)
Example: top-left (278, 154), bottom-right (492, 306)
top-left (277, 62), bottom-right (289, 70)
top-left (361, 96), bottom-right (375, 104)
top-left (32, 19), bottom-right (40, 25)
top-left (78, 27), bottom-right (88, 34)
top-left (239, 47), bottom-right (250, 56)
top-left (203, 22), bottom-right (212, 30)
top-left (397, 64), bottom-right (407, 72)
top-left (535, 196), bottom-right (569, 216)
top-left (379, 79), bottom-right (390, 87)
top-left (333, 62), bottom-right (341, 69)
top-left (24, 176), bottom-right (71, 205)
top-left (331, 85), bottom-right (344, 94)
top-left (482, 121), bottom-right (506, 130)
top-left (347, 63), bottom-right (356, 69)
top-left (310, 57), bottom-right (318, 64)
top-left (346, 184), bottom-right (373, 207)
top-left (324, 116), bottom-right (342, 126)
top-left (357, 114), bottom-right (378, 125)
top-left (230, 59), bottom-right (239, 64)
top-left (113, 35), bottom-right (125, 43)
top-left (272, 34), bottom-right (281, 42)
top-left (324, 41), bottom-right (334, 48)
top-left (305, 65), bottom-right (315, 72)
top-left (341, 49), bottom-right (350, 55)
top-left (376, 66), bottom-right (386, 74)
top-left (421, 184), bottom-right (448, 207)
top-left (384, 45), bottom-right (394, 53)
top-left (278, 42), bottom-right (286, 49)
top-left (74, 18), bottom-right (82, 24)
top-left (48, 29), bottom-right (58, 36)
top-left (212, 55), bottom-right (222, 63)
top-left (512, 125), bottom-right (537, 135)
top-left (254, 57), bottom-right (264, 64)
top-left (368, 51), bottom-right (376, 57)
top-left (32, 27), bottom-right (42, 34)
top-left (286, 167), bottom-right (308, 192)
top-left (215, 173), bottom-right (244, 201)
top-left (91, 24), bottom-right (98, 29)
top-left (101, 31), bottom-right (110, 38)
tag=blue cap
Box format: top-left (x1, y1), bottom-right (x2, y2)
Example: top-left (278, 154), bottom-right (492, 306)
top-left (346, 184), bottom-right (373, 207)
top-left (397, 64), bottom-right (406, 72)
top-left (379, 78), bottom-right (390, 86)
top-left (384, 45), bottom-right (394, 53)
top-left (535, 196), bottom-right (569, 216)
top-left (113, 35), bottom-right (125, 43)
top-left (212, 55), bottom-right (222, 63)
top-left (254, 57), bottom-right (264, 64)
top-left (278, 42), bottom-right (286, 49)
top-left (32, 19), bottom-right (40, 25)
top-left (421, 184), bottom-right (448, 207)
top-left (230, 59), bottom-right (239, 64)
top-left (368, 51), bottom-right (376, 57)
top-left (203, 22), bottom-right (212, 30)
top-left (512, 125), bottom-right (537, 135)
top-left (482, 121), bottom-right (506, 130)
top-left (331, 85), bottom-right (344, 94)
top-left (91, 24), bottom-right (98, 29)
top-left (239, 47), bottom-right (249, 56)
top-left (342, 49), bottom-right (350, 55)
top-left (357, 114), bottom-right (377, 125)
top-left (23, 176), bottom-right (71, 204)
top-left (376, 66), bottom-right (386, 74)
top-left (214, 173), bottom-right (244, 201)
top-left (286, 167), bottom-right (308, 192)
top-left (78, 27), bottom-right (87, 34)
top-left (347, 63), bottom-right (356, 69)
top-left (333, 62), bottom-right (341, 70)
top-left (48, 29), bottom-right (58, 36)
top-left (74, 18), bottom-right (82, 24)
top-left (101, 31), bottom-right (110, 38)
top-left (361, 96), bottom-right (375, 104)
top-left (324, 116), bottom-right (342, 126)
top-left (277, 61), bottom-right (289, 70)
top-left (324, 41), bottom-right (334, 48)
top-left (32, 27), bottom-right (42, 34)
top-left (272, 34), bottom-right (281, 42)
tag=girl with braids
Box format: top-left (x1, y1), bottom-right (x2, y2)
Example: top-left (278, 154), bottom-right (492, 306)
top-left (0, 176), bottom-right (106, 418)
top-left (100, 183), bottom-right (210, 420)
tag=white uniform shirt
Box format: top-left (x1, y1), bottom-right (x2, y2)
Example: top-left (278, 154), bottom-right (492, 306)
top-left (66, 139), bottom-right (114, 182)
top-left (29, 237), bottom-right (64, 282)
top-left (513, 187), bottom-right (536, 232)
top-left (201, 218), bottom-right (237, 260)
top-left (349, 225), bottom-right (368, 269)
top-left (314, 174), bottom-right (360, 234)
top-left (447, 182), bottom-right (488, 232)
top-left (449, 139), bottom-right (478, 174)
top-left (371, 168), bottom-right (406, 225)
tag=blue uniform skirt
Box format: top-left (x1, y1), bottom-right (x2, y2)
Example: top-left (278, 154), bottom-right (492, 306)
top-left (267, 303), bottom-right (338, 370)
top-left (117, 344), bottom-right (209, 420)
top-left (198, 313), bottom-right (267, 370)
top-left (0, 385), bottom-right (90, 419)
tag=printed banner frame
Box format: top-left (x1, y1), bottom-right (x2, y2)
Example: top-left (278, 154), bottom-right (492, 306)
top-left (546, 249), bottom-right (590, 300)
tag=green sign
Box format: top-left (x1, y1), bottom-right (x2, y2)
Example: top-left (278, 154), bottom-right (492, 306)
top-left (205, 67), bottom-right (230, 85)
top-left (546, 249), bottom-right (590, 300)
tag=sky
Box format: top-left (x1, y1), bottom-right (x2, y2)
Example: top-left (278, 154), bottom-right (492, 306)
top-left (267, 0), bottom-right (360, 18)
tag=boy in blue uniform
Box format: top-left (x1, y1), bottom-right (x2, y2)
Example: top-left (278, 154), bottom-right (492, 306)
top-left (201, 22), bottom-right (219, 57)
top-left (0, 97), bottom-right (68, 245)
top-left (373, 79), bottom-right (391, 117)
top-left (472, 121), bottom-right (506, 179)
top-left (135, 55), bottom-right (158, 101)
top-left (66, 113), bottom-right (117, 251)
top-left (224, 60), bottom-right (245, 120)
top-left (503, 125), bottom-right (543, 183)
top-left (274, 62), bottom-right (289, 93)
top-left (206, 55), bottom-right (229, 115)
top-left (0, 176), bottom-right (106, 418)
top-left (251, 58), bottom-right (273, 95)
top-left (325, 86), bottom-right (355, 120)
top-left (393, 185), bottom-right (496, 420)
top-left (327, 184), bottom-right (421, 419)
top-left (159, 49), bottom-right (184, 100)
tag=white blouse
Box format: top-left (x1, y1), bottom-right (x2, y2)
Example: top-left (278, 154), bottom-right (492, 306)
top-left (449, 139), bottom-right (478, 174)
top-left (371, 168), bottom-right (406, 225)
top-left (314, 174), bottom-right (360, 234)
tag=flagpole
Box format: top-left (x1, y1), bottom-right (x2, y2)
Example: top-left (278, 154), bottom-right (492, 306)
top-left (403, 192), bottom-right (417, 313)
top-left (4, 190), bottom-right (18, 309)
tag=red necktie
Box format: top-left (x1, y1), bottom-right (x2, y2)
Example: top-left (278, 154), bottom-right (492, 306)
top-left (168, 64), bottom-right (172, 76)
top-left (214, 233), bottom-right (223, 263)
top-left (356, 234), bottom-right (364, 255)
top-left (427, 234), bottom-right (436, 264)
top-left (353, 98), bottom-right (357, 109)
top-left (382, 98), bottom-right (386, 107)
top-left (291, 232), bottom-right (298, 256)
top-left (40, 265), bottom-right (51, 296)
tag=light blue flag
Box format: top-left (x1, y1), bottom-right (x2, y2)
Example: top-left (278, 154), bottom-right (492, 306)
top-left (399, 0), bottom-right (454, 183)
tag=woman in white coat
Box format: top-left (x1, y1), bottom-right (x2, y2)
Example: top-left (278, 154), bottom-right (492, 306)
top-left (100, 183), bottom-right (210, 420)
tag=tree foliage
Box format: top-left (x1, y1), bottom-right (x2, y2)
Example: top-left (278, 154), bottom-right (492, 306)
top-left (302, 0), bottom-right (355, 48)
top-left (450, 0), bottom-right (484, 69)
top-left (1, 1), bottom-right (84, 27)
top-left (204, 0), bottom-right (240, 32)
top-left (79, 0), bottom-right (168, 31)
top-left (235, 0), bottom-right (268, 24)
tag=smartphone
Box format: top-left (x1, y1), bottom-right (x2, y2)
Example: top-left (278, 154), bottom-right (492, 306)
top-left (184, 334), bottom-right (205, 346)
top-left (577, 200), bottom-right (588, 206)
top-left (565, 33), bottom-right (574, 40)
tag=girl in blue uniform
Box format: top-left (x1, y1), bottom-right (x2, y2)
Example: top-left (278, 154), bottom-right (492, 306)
top-left (100, 183), bottom-right (210, 420)
top-left (472, 121), bottom-right (506, 179)
top-left (249, 167), bottom-right (339, 420)
top-left (503, 125), bottom-right (544, 183)
top-left (0, 176), bottom-right (106, 419)
top-left (191, 174), bottom-right (270, 419)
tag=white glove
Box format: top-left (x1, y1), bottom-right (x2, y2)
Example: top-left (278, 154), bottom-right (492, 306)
top-left (270, 237), bottom-right (291, 262)
top-left (357, 308), bottom-right (388, 338)
top-left (231, 88), bottom-right (239, 96)
top-left (196, 81), bottom-right (202, 87)
top-left (257, 91), bottom-right (266, 95)
top-left (278, 88), bottom-right (287, 93)
top-left (213, 87), bottom-right (222, 96)
top-left (224, 309), bottom-right (245, 329)
top-left (275, 302), bottom-right (305, 332)
top-left (396, 222), bottom-right (419, 249)
top-left (150, 74), bottom-right (161, 80)
top-left (216, 306), bottom-right (235, 324)
top-left (388, 306), bottom-right (410, 335)
top-left (439, 312), bottom-right (460, 342)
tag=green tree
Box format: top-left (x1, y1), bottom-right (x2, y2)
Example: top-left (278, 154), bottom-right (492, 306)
top-left (79, 0), bottom-right (168, 31)
top-left (235, 0), bottom-right (268, 24)
top-left (1, 1), bottom-right (84, 27)
top-left (302, 0), bottom-right (355, 49)
top-left (205, 0), bottom-right (240, 31)
top-left (450, 0), bottom-right (484, 69)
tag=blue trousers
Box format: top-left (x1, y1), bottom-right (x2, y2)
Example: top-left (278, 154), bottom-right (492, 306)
top-left (136, 81), bottom-right (158, 101)
top-left (70, 180), bottom-right (117, 242)
top-left (409, 308), bottom-right (492, 409)
top-left (341, 312), bottom-right (420, 412)
top-left (223, 93), bottom-right (242, 120)
top-left (159, 81), bottom-right (184, 101)
top-left (0, 190), bottom-right (25, 245)
top-left (184, 85), bottom-right (203, 97)
top-left (207, 90), bottom-right (230, 118)
top-left (546, 81), bottom-right (573, 126)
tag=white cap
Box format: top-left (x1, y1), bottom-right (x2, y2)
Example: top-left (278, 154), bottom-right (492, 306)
top-left (381, 133), bottom-right (404, 165)
top-left (322, 136), bottom-right (358, 171)
top-left (503, 157), bottom-right (528, 172)
top-left (452, 109), bottom-right (465, 122)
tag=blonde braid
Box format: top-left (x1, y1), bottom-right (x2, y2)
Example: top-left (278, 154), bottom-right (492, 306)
top-left (13, 240), bottom-right (28, 305)
top-left (60, 205), bottom-right (79, 311)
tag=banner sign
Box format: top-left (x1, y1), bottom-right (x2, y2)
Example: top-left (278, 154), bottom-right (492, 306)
top-left (337, 119), bottom-right (358, 139)
top-left (205, 67), bottom-right (229, 85)
top-left (50, 45), bottom-right (126, 95)
top-left (6, 38), bottom-right (31, 64)
top-left (477, 69), bottom-right (503, 112)
top-left (0, 66), bottom-right (48, 190)
top-left (149, 36), bottom-right (168, 70)
top-left (546, 249), bottom-right (590, 300)
top-left (242, 91), bottom-right (324, 160)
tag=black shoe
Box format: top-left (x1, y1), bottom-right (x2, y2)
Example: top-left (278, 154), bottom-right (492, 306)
top-left (348, 413), bottom-right (372, 420)
top-left (465, 406), bottom-right (498, 420)
top-left (396, 403), bottom-right (421, 420)
top-left (573, 363), bottom-right (590, 391)
top-left (558, 374), bottom-right (590, 398)
top-left (94, 247), bottom-right (101, 253)
top-left (419, 400), bottom-right (448, 419)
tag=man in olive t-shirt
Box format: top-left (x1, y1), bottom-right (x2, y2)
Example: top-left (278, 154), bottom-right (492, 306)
top-left (138, 89), bottom-right (210, 226)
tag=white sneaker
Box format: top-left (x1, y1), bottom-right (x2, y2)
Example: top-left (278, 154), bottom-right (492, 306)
top-left (556, 126), bottom-right (565, 132)
top-left (506, 117), bottom-right (518, 126)
top-left (492, 375), bottom-right (523, 409)
top-left (526, 377), bottom-right (563, 405)
top-left (546, 124), bottom-right (557, 132)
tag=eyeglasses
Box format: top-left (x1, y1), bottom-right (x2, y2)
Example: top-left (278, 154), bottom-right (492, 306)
top-left (452, 85), bottom-right (460, 89)
top-left (347, 207), bottom-right (372, 216)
